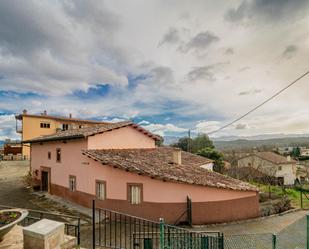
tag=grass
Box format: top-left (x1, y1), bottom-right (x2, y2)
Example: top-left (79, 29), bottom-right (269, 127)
top-left (251, 182), bottom-right (309, 209)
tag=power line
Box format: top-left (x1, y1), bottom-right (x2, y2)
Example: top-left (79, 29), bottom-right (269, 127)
top-left (207, 70), bottom-right (309, 135)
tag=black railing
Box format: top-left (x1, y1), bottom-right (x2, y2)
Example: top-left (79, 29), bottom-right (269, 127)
top-left (0, 204), bottom-right (81, 245)
top-left (92, 200), bottom-right (224, 249)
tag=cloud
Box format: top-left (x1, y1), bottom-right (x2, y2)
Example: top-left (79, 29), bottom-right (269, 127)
top-left (238, 89), bottom-right (262, 95)
top-left (187, 66), bottom-right (216, 82)
top-left (193, 121), bottom-right (222, 134)
top-left (282, 45), bottom-right (298, 59)
top-left (0, 0), bottom-right (128, 96)
top-left (0, 114), bottom-right (19, 140)
top-left (140, 123), bottom-right (187, 136)
top-left (180, 31), bottom-right (219, 53)
top-left (235, 123), bottom-right (248, 130)
top-left (225, 48), bottom-right (234, 55)
top-left (159, 28), bottom-right (181, 46)
top-left (225, 0), bottom-right (309, 23)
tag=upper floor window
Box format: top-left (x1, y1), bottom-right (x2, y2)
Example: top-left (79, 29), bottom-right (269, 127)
top-left (278, 165), bottom-right (282, 171)
top-left (48, 151), bottom-right (51, 160)
top-left (69, 175), bottom-right (76, 192)
top-left (62, 124), bottom-right (69, 131)
top-left (128, 184), bottom-right (142, 204)
top-left (40, 122), bottom-right (50, 129)
top-left (96, 181), bottom-right (106, 200)
top-left (56, 148), bottom-right (61, 163)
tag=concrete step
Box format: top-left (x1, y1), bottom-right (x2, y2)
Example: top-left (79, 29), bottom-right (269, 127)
top-left (61, 235), bottom-right (77, 249)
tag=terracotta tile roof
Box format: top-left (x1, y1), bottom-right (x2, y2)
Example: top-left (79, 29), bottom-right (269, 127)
top-left (82, 147), bottom-right (258, 192)
top-left (240, 152), bottom-right (297, 164)
top-left (24, 121), bottom-right (161, 143)
top-left (15, 113), bottom-right (107, 124)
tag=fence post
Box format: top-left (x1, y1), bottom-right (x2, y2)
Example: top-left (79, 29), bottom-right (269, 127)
top-left (301, 189), bottom-right (304, 209)
top-left (159, 218), bottom-right (165, 249)
top-left (77, 217), bottom-right (81, 246)
top-left (272, 234), bottom-right (276, 249)
top-left (92, 199), bottom-right (96, 249)
top-left (307, 215), bottom-right (309, 249)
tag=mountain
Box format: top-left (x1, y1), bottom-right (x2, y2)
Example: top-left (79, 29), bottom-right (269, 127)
top-left (163, 136), bottom-right (181, 145)
top-left (212, 133), bottom-right (309, 141)
top-left (214, 136), bottom-right (309, 151)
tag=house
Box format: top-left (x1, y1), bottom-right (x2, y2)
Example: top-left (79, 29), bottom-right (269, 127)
top-left (300, 148), bottom-right (309, 157)
top-left (15, 110), bottom-right (107, 159)
top-left (25, 121), bottom-right (259, 225)
top-left (3, 139), bottom-right (22, 160)
top-left (238, 151), bottom-right (297, 185)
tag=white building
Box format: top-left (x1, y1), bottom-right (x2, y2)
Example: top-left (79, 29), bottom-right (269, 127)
top-left (238, 152), bottom-right (297, 185)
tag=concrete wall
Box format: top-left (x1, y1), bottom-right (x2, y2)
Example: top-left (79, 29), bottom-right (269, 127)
top-left (31, 138), bottom-right (259, 224)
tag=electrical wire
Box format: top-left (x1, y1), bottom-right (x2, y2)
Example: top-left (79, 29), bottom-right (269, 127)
top-left (207, 70), bottom-right (309, 135)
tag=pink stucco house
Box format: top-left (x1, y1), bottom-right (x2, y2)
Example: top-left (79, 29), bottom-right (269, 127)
top-left (25, 121), bottom-right (259, 224)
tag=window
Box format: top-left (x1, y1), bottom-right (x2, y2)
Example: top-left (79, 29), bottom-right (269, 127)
top-left (79, 125), bottom-right (83, 129)
top-left (62, 124), bottom-right (69, 131)
top-left (56, 148), bottom-right (61, 163)
top-left (278, 165), bottom-right (282, 171)
top-left (128, 184), bottom-right (142, 204)
top-left (40, 122), bottom-right (50, 128)
top-left (48, 152), bottom-right (51, 160)
top-left (69, 175), bottom-right (76, 192)
top-left (96, 181), bottom-right (106, 200)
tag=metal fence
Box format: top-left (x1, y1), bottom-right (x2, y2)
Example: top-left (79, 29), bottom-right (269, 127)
top-left (92, 200), bottom-right (223, 249)
top-left (223, 215), bottom-right (309, 249)
top-left (0, 204), bottom-right (81, 245)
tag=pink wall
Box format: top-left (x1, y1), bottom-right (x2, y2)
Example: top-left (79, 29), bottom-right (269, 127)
top-left (31, 138), bottom-right (257, 204)
top-left (87, 126), bottom-right (155, 149)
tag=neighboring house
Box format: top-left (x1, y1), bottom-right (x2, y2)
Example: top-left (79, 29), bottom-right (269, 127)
top-left (300, 148), bottom-right (309, 157)
top-left (15, 110), bottom-right (106, 159)
top-left (25, 121), bottom-right (259, 225)
top-left (238, 152), bottom-right (297, 185)
top-left (3, 139), bottom-right (22, 160)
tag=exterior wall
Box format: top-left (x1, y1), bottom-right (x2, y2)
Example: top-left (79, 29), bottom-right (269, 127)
top-left (87, 126), bottom-right (155, 149)
top-left (31, 140), bottom-right (259, 224)
top-left (275, 163), bottom-right (296, 185)
top-left (238, 155), bottom-right (296, 185)
top-left (238, 155), bottom-right (277, 176)
top-left (21, 115), bottom-right (99, 159)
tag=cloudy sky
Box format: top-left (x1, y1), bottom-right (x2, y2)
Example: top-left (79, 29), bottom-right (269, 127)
top-left (0, 0), bottom-right (309, 140)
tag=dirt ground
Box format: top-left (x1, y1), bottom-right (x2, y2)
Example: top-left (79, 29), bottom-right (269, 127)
top-left (0, 160), bottom-right (92, 248)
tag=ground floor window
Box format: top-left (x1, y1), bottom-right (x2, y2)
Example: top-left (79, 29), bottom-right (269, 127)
top-left (96, 180), bottom-right (106, 200)
top-left (69, 175), bottom-right (76, 192)
top-left (128, 184), bottom-right (142, 204)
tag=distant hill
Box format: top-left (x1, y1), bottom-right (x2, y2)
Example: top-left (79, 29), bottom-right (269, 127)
top-left (214, 136), bottom-right (309, 151)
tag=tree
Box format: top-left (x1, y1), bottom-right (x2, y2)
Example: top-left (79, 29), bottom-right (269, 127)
top-left (197, 147), bottom-right (224, 173)
top-left (191, 134), bottom-right (214, 153)
top-left (172, 137), bottom-right (193, 152)
top-left (292, 147), bottom-right (300, 158)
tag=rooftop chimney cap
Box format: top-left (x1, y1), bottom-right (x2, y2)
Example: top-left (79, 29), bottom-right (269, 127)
top-left (172, 148), bottom-right (182, 165)
top-left (69, 113), bottom-right (72, 118)
top-left (22, 109), bottom-right (27, 114)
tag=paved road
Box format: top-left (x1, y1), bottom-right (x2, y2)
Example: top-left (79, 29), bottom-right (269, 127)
top-left (194, 210), bottom-right (308, 249)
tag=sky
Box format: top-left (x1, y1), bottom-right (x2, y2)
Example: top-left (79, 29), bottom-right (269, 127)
top-left (0, 0), bottom-right (309, 140)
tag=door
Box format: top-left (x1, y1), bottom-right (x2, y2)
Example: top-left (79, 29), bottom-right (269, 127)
top-left (41, 171), bottom-right (49, 191)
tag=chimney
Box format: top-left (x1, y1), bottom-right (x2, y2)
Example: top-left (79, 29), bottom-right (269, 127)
top-left (287, 155), bottom-right (291, 162)
top-left (22, 109), bottom-right (27, 115)
top-left (43, 110), bottom-right (47, 115)
top-left (69, 113), bottom-right (72, 119)
top-left (172, 149), bottom-right (182, 165)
